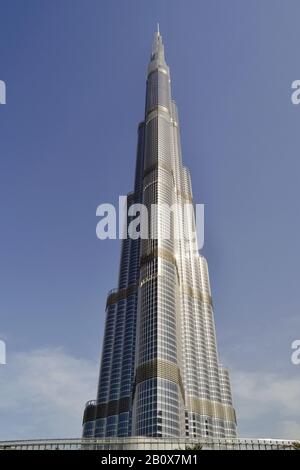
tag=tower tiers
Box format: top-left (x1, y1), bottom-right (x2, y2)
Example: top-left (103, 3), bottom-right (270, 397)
top-left (82, 29), bottom-right (237, 439)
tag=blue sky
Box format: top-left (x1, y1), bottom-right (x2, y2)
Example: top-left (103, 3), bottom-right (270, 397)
top-left (0, 0), bottom-right (300, 440)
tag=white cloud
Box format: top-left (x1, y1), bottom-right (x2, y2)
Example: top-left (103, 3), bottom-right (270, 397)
top-left (0, 348), bottom-right (98, 440)
top-left (231, 369), bottom-right (300, 440)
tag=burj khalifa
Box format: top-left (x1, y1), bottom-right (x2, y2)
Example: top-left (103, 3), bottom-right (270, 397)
top-left (82, 27), bottom-right (237, 439)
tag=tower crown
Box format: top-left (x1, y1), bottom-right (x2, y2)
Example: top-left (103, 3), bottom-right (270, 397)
top-left (148, 25), bottom-right (168, 76)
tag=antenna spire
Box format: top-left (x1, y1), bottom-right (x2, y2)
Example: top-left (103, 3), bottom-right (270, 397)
top-left (157, 22), bottom-right (160, 35)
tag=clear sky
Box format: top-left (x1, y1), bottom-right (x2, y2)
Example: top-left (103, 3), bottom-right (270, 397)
top-left (0, 0), bottom-right (300, 440)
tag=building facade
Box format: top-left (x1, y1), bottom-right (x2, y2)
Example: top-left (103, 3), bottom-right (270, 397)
top-left (83, 28), bottom-right (237, 439)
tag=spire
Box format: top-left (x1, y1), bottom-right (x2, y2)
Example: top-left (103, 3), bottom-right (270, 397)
top-left (147, 25), bottom-right (168, 76)
top-left (150, 24), bottom-right (166, 65)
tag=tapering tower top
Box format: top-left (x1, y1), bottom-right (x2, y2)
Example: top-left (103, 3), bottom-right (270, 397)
top-left (148, 25), bottom-right (169, 76)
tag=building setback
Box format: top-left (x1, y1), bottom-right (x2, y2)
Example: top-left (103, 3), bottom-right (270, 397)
top-left (83, 28), bottom-right (237, 439)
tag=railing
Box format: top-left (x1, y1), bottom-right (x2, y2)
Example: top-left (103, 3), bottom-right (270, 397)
top-left (107, 288), bottom-right (118, 297)
top-left (84, 400), bottom-right (97, 407)
top-left (0, 437), bottom-right (297, 451)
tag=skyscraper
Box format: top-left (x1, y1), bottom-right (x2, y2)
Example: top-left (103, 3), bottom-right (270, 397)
top-left (82, 28), bottom-right (237, 439)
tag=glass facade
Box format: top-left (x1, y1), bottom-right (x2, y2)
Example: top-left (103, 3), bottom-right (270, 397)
top-left (83, 28), bottom-right (237, 438)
